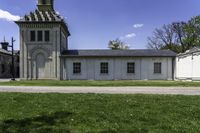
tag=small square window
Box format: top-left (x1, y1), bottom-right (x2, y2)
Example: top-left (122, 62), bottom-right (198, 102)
top-left (100, 62), bottom-right (108, 74)
top-left (37, 31), bottom-right (43, 41)
top-left (45, 30), bottom-right (50, 42)
top-left (73, 62), bottom-right (81, 74)
top-left (127, 62), bottom-right (135, 73)
top-left (30, 31), bottom-right (35, 41)
top-left (154, 63), bottom-right (162, 74)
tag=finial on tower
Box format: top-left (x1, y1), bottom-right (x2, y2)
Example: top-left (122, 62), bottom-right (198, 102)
top-left (37, 0), bottom-right (54, 11)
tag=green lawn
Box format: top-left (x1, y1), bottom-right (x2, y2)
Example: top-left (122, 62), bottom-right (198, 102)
top-left (0, 93), bottom-right (200, 132)
top-left (1, 80), bottom-right (200, 87)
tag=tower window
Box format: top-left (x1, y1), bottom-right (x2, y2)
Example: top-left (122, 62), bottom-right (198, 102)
top-left (37, 31), bottom-right (43, 41)
top-left (42, 0), bottom-right (46, 4)
top-left (30, 31), bottom-right (35, 41)
top-left (45, 30), bottom-right (50, 42)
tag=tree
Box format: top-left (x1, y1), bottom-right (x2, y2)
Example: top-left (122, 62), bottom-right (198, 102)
top-left (147, 16), bottom-right (200, 53)
top-left (171, 22), bottom-right (187, 52)
top-left (147, 24), bottom-right (177, 51)
top-left (108, 39), bottom-right (129, 50)
top-left (184, 16), bottom-right (200, 49)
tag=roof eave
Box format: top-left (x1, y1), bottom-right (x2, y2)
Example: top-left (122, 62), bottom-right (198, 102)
top-left (15, 21), bottom-right (70, 36)
top-left (60, 55), bottom-right (176, 58)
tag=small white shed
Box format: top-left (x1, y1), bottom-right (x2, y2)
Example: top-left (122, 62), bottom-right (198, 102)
top-left (176, 47), bottom-right (200, 81)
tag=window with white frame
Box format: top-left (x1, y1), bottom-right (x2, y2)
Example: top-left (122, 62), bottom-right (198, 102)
top-left (73, 62), bottom-right (81, 74)
top-left (154, 62), bottom-right (162, 74)
top-left (100, 62), bottom-right (108, 74)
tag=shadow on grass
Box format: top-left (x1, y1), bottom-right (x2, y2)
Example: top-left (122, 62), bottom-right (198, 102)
top-left (0, 111), bottom-right (72, 133)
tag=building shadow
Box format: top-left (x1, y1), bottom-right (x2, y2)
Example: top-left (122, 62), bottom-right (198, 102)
top-left (0, 111), bottom-right (72, 133)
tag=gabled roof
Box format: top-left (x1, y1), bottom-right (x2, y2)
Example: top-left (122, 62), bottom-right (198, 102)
top-left (0, 49), bottom-right (12, 55)
top-left (62, 49), bottom-right (177, 57)
top-left (0, 49), bottom-right (20, 56)
top-left (178, 46), bottom-right (200, 56)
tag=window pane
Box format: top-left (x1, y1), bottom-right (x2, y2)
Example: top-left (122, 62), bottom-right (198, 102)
top-left (1, 64), bottom-right (5, 73)
top-left (38, 31), bottom-right (43, 41)
top-left (73, 62), bottom-right (81, 74)
top-left (45, 30), bottom-right (50, 42)
top-left (127, 62), bottom-right (135, 73)
top-left (30, 31), bottom-right (35, 41)
top-left (42, 0), bottom-right (46, 4)
top-left (154, 63), bottom-right (161, 74)
top-left (100, 62), bottom-right (108, 74)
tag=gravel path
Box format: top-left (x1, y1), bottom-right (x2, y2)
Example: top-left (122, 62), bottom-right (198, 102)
top-left (0, 86), bottom-right (200, 95)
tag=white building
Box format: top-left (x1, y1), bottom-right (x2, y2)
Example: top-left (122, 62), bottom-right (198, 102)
top-left (16, 0), bottom-right (177, 80)
top-left (62, 50), bottom-right (176, 80)
top-left (176, 47), bottom-right (200, 81)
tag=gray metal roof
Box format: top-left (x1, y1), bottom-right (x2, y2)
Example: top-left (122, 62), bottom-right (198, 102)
top-left (17, 9), bottom-right (63, 22)
top-left (62, 49), bottom-right (177, 57)
top-left (0, 49), bottom-right (12, 55)
top-left (15, 9), bottom-right (70, 35)
top-left (178, 46), bottom-right (200, 56)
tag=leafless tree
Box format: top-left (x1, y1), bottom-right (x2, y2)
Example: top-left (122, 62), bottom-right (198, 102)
top-left (147, 24), bottom-right (176, 50)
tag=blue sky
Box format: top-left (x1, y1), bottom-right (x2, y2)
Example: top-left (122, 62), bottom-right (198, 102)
top-left (0, 0), bottom-right (200, 50)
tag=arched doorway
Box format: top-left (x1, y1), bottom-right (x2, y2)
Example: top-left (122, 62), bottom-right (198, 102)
top-left (36, 53), bottom-right (46, 79)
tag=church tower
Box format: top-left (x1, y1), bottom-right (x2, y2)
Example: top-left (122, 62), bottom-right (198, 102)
top-left (15, 0), bottom-right (70, 80)
top-left (37, 0), bottom-right (54, 11)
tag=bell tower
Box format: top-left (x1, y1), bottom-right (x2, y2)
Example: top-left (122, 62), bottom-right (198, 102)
top-left (16, 0), bottom-right (70, 80)
top-left (37, 0), bottom-right (54, 11)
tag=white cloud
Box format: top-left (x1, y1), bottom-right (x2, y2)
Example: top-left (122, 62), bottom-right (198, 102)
top-left (125, 33), bottom-right (136, 38)
top-left (0, 9), bottom-right (20, 21)
top-left (133, 24), bottom-right (144, 28)
top-left (120, 33), bottom-right (136, 40)
top-left (55, 10), bottom-right (60, 15)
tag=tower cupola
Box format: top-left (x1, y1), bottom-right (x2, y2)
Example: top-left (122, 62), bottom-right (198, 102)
top-left (37, 0), bottom-right (54, 11)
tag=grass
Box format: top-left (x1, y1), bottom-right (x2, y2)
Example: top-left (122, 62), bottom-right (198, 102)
top-left (0, 93), bottom-right (200, 132)
top-left (0, 80), bottom-right (200, 87)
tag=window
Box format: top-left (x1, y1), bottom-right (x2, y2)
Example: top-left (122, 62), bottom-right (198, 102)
top-left (42, 0), bottom-right (46, 4)
top-left (37, 31), bottom-right (43, 41)
top-left (1, 64), bottom-right (5, 74)
top-left (127, 62), bottom-right (135, 73)
top-left (73, 62), bottom-right (81, 74)
top-left (45, 30), bottom-right (50, 42)
top-left (154, 63), bottom-right (162, 74)
top-left (10, 64), bottom-right (12, 74)
top-left (100, 62), bottom-right (108, 74)
top-left (30, 31), bottom-right (35, 41)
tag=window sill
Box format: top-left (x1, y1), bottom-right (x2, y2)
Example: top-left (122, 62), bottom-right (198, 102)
top-left (73, 73), bottom-right (82, 76)
top-left (100, 73), bottom-right (109, 75)
top-left (127, 73), bottom-right (135, 75)
top-left (153, 73), bottom-right (162, 75)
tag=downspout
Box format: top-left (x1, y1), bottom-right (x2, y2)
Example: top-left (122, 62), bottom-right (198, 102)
top-left (172, 57), bottom-right (175, 80)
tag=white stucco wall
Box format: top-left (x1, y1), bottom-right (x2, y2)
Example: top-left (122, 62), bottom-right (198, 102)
top-left (19, 24), bottom-right (68, 80)
top-left (64, 57), bottom-right (173, 80)
top-left (176, 52), bottom-right (200, 80)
